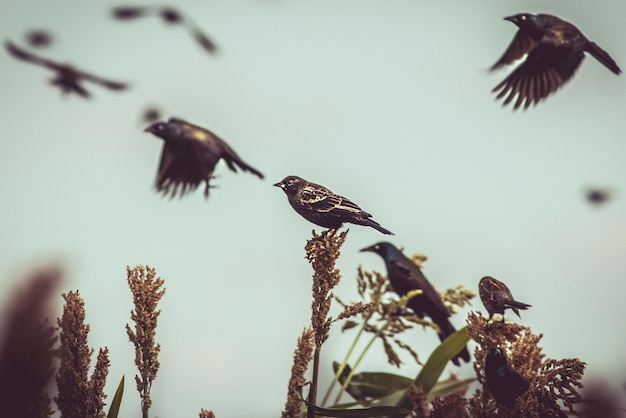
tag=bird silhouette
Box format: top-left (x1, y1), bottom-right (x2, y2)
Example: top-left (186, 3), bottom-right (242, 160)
top-left (360, 242), bottom-right (470, 366)
top-left (145, 118), bottom-right (264, 199)
top-left (4, 41), bottom-right (129, 98)
top-left (479, 276), bottom-right (531, 321)
top-left (112, 5), bottom-right (218, 55)
top-left (274, 176), bottom-right (393, 235)
top-left (491, 13), bottom-right (621, 110)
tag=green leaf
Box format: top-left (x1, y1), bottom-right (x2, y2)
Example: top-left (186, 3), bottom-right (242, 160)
top-left (427, 377), bottom-right (476, 401)
top-left (106, 375), bottom-right (124, 418)
top-left (349, 371), bottom-right (414, 400)
top-left (296, 386), bottom-right (412, 417)
top-left (394, 327), bottom-right (471, 414)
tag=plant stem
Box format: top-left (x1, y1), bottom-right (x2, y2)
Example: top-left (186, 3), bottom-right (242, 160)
top-left (307, 346), bottom-right (321, 418)
top-left (333, 331), bottom-right (379, 405)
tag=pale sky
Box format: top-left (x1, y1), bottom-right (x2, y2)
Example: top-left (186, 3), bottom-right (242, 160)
top-left (1, 1), bottom-right (625, 417)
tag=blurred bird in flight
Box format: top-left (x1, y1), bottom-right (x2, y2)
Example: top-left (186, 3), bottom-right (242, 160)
top-left (491, 13), bottom-right (621, 110)
top-left (479, 276), bottom-right (531, 322)
top-left (24, 30), bottom-right (52, 48)
top-left (4, 41), bottom-right (129, 98)
top-left (112, 5), bottom-right (218, 55)
top-left (145, 117), bottom-right (264, 199)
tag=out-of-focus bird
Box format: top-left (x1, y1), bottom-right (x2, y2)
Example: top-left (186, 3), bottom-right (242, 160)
top-left (274, 176), bottom-right (393, 235)
top-left (144, 117), bottom-right (264, 198)
top-left (479, 276), bottom-right (531, 321)
top-left (141, 106), bottom-right (163, 124)
top-left (360, 242), bottom-right (470, 366)
top-left (585, 187), bottom-right (612, 206)
top-left (112, 5), bottom-right (218, 55)
top-left (491, 13), bottom-right (621, 110)
top-left (25, 30), bottom-right (52, 48)
top-left (485, 348), bottom-right (567, 417)
top-left (4, 41), bottom-right (129, 98)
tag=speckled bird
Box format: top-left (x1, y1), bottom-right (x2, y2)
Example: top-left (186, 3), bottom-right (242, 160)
top-left (274, 176), bottom-right (393, 235)
top-left (360, 242), bottom-right (470, 366)
top-left (479, 276), bottom-right (531, 321)
top-left (144, 118), bottom-right (264, 198)
top-left (4, 41), bottom-right (129, 98)
top-left (491, 13), bottom-right (621, 110)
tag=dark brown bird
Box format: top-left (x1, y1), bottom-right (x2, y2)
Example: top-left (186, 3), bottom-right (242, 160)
top-left (491, 13), bottom-right (621, 110)
top-left (586, 188), bottom-right (612, 206)
top-left (361, 242), bottom-right (470, 366)
top-left (25, 30), bottom-right (52, 48)
top-left (485, 347), bottom-right (567, 417)
top-left (4, 41), bottom-right (129, 98)
top-left (479, 276), bottom-right (531, 321)
top-left (112, 5), bottom-right (218, 55)
top-left (274, 176), bottom-right (393, 235)
top-left (145, 117), bottom-right (264, 198)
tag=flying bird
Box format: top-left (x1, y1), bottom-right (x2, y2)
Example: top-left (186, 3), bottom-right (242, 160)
top-left (485, 347), bottom-right (567, 417)
top-left (144, 117), bottom-right (264, 198)
top-left (112, 5), bottom-right (218, 55)
top-left (25, 30), bottom-right (53, 48)
top-left (585, 187), bottom-right (612, 206)
top-left (274, 176), bottom-right (393, 235)
top-left (479, 276), bottom-right (531, 321)
top-left (490, 13), bottom-right (621, 110)
top-left (4, 41), bottom-right (129, 98)
top-left (360, 242), bottom-right (470, 366)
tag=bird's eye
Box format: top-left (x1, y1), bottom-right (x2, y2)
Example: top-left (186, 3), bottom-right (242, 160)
top-left (520, 15), bottom-right (526, 20)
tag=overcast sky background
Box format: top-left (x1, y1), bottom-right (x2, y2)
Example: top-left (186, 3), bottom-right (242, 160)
top-left (1, 0), bottom-right (625, 417)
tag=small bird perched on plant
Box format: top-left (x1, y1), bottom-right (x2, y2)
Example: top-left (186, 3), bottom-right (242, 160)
top-left (360, 242), bottom-right (470, 366)
top-left (273, 176), bottom-right (393, 235)
top-left (144, 118), bottom-right (264, 198)
top-left (479, 276), bottom-right (531, 322)
top-left (4, 41), bottom-right (129, 98)
top-left (490, 13), bottom-right (621, 110)
top-left (485, 347), bottom-right (567, 417)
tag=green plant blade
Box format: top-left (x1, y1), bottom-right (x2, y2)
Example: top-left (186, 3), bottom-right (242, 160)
top-left (106, 375), bottom-right (124, 418)
top-left (297, 386), bottom-right (412, 417)
top-left (395, 327), bottom-right (471, 413)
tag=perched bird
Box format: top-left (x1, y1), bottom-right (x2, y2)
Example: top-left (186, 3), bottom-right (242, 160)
top-left (360, 242), bottom-right (470, 366)
top-left (112, 5), bottom-right (218, 55)
top-left (491, 13), bottom-right (621, 110)
top-left (4, 41), bottom-right (129, 98)
top-left (274, 176), bottom-right (393, 235)
top-left (144, 117), bottom-right (264, 198)
top-left (485, 348), bottom-right (567, 417)
top-left (485, 347), bottom-right (530, 410)
top-left (479, 276), bottom-right (531, 321)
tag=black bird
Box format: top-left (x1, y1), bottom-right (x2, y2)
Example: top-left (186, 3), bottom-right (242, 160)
top-left (491, 13), bottom-right (621, 110)
top-left (360, 242), bottom-right (470, 366)
top-left (25, 30), bottom-right (52, 48)
top-left (4, 41), bottom-right (129, 98)
top-left (585, 188), bottom-right (612, 206)
top-left (479, 276), bottom-right (531, 321)
top-left (144, 118), bottom-right (264, 198)
top-left (112, 5), bottom-right (218, 55)
top-left (485, 348), bottom-right (567, 417)
top-left (274, 176), bottom-right (393, 235)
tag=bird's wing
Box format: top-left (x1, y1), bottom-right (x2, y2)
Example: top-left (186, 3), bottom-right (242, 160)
top-left (491, 30), bottom-right (538, 70)
top-left (111, 5), bottom-right (159, 20)
top-left (299, 186), bottom-right (364, 214)
top-left (5, 40), bottom-right (63, 70)
top-left (78, 70), bottom-right (129, 90)
top-left (493, 43), bottom-right (584, 109)
top-left (389, 258), bottom-right (451, 318)
top-left (212, 135), bottom-right (264, 179)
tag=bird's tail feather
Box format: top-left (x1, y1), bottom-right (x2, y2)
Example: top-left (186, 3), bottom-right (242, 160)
top-left (437, 319), bottom-right (471, 366)
top-left (361, 218), bottom-right (394, 235)
top-left (585, 42), bottom-right (622, 75)
top-left (222, 149), bottom-right (265, 179)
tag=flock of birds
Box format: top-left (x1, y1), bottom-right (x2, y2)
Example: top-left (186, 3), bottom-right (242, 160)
top-left (5, 6), bottom-right (619, 416)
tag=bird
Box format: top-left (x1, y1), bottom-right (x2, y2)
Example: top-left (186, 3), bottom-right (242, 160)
top-left (4, 41), bottom-right (129, 98)
top-left (112, 5), bottom-right (218, 55)
top-left (490, 13), bottom-right (621, 110)
top-left (24, 30), bottom-right (52, 48)
top-left (485, 347), bottom-right (567, 417)
top-left (585, 188), bottom-right (612, 206)
top-left (144, 117), bottom-right (264, 198)
top-left (360, 242), bottom-right (470, 366)
top-left (273, 176), bottom-right (393, 235)
top-left (478, 276), bottom-right (531, 322)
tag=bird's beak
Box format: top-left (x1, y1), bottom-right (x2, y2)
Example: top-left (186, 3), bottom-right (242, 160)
top-left (144, 124), bottom-right (155, 133)
top-left (503, 15), bottom-right (517, 23)
top-left (359, 245), bottom-right (375, 253)
top-left (273, 182), bottom-right (284, 188)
